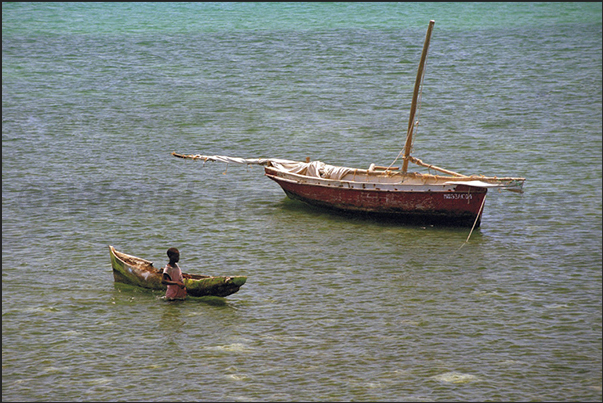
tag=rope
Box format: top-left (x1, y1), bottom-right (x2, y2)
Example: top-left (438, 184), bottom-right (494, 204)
top-left (388, 119), bottom-right (420, 169)
top-left (454, 194), bottom-right (487, 254)
top-left (388, 53), bottom-right (428, 171)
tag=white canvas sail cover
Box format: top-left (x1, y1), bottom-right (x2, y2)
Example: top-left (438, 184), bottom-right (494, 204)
top-left (176, 154), bottom-right (353, 180)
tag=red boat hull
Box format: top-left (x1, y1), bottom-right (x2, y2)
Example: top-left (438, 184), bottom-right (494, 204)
top-left (265, 168), bottom-right (487, 227)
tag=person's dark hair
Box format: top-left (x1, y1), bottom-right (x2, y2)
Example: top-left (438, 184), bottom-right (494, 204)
top-left (167, 248), bottom-right (180, 262)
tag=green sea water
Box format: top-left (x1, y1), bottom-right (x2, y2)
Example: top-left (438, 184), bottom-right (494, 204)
top-left (3, 3), bottom-right (602, 401)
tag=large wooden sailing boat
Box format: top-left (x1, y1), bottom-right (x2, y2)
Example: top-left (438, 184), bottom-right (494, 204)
top-left (173, 20), bottom-right (525, 227)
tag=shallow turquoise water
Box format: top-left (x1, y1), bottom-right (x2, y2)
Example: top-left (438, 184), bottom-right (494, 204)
top-left (2, 3), bottom-right (601, 401)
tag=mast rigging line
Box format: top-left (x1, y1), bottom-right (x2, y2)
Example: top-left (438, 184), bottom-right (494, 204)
top-left (388, 60), bottom-right (428, 171)
top-left (395, 20), bottom-right (435, 174)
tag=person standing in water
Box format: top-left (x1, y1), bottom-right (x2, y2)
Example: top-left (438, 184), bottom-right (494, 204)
top-left (161, 247), bottom-right (187, 301)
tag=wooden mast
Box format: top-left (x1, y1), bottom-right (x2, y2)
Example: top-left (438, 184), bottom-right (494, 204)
top-left (402, 20), bottom-right (435, 174)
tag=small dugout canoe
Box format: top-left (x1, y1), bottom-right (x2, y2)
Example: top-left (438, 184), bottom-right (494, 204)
top-left (109, 245), bottom-right (247, 298)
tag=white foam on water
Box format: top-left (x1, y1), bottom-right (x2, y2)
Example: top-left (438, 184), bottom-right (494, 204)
top-left (431, 371), bottom-right (480, 384)
top-left (85, 377), bottom-right (112, 385)
top-left (226, 374), bottom-right (252, 382)
top-left (207, 343), bottom-right (252, 353)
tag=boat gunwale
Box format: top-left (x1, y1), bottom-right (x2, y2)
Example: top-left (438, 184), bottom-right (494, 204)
top-left (264, 165), bottom-right (524, 187)
top-left (109, 245), bottom-right (246, 282)
top-left (265, 167), bottom-right (497, 193)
